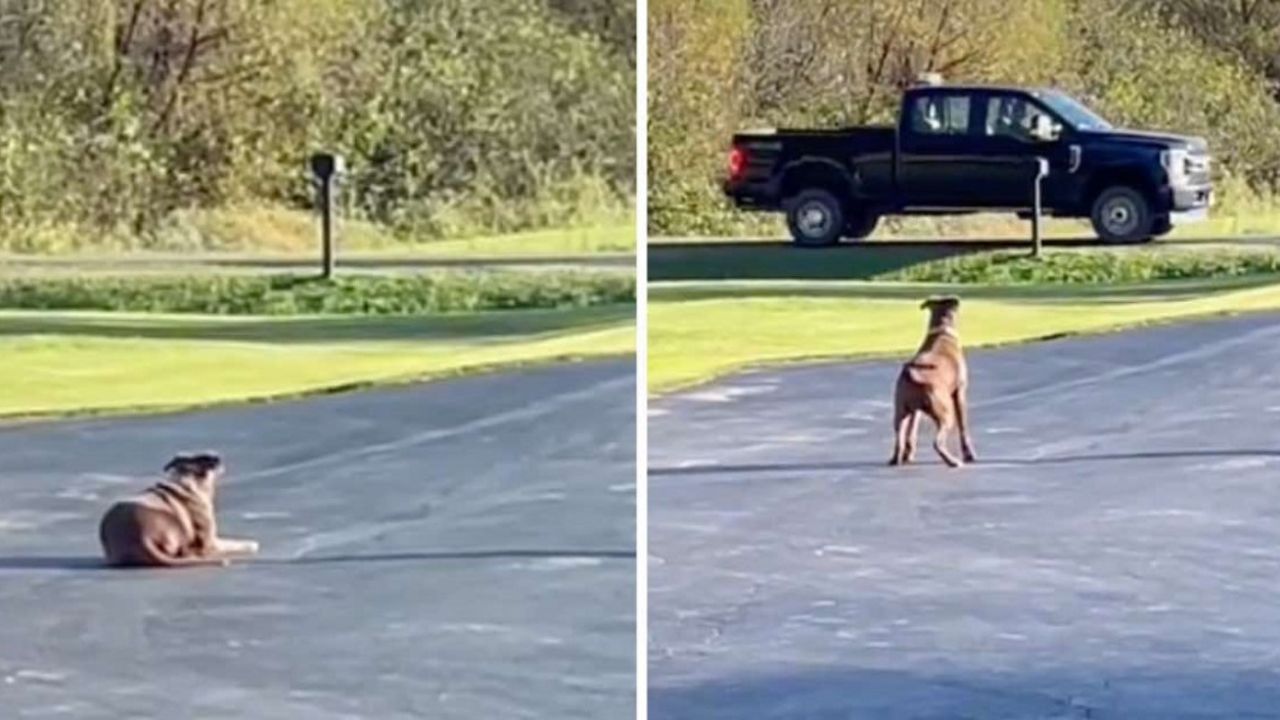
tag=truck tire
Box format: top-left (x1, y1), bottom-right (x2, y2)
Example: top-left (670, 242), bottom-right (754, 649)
top-left (1090, 186), bottom-right (1154, 244)
top-left (785, 189), bottom-right (845, 247)
top-left (843, 210), bottom-right (879, 241)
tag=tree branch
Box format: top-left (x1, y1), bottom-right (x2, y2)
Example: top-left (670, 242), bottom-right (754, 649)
top-left (101, 0), bottom-right (147, 111)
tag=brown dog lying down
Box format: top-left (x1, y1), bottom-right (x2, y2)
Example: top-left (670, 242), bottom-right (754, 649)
top-left (99, 452), bottom-right (259, 568)
top-left (889, 297), bottom-right (977, 468)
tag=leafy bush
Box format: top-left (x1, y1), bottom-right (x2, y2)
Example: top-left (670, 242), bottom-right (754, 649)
top-left (0, 273), bottom-right (634, 315)
top-left (883, 249), bottom-right (1280, 285)
top-left (1066, 0), bottom-right (1280, 191)
top-left (0, 0), bottom-right (635, 252)
top-left (647, 0), bottom-right (754, 238)
top-left (648, 0), bottom-right (1280, 237)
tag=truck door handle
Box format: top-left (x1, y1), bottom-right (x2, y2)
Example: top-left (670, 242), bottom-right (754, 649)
top-left (1068, 145), bottom-right (1082, 173)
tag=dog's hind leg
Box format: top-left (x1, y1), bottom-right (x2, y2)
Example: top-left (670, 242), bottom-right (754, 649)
top-left (903, 410), bottom-right (922, 463)
top-left (889, 404), bottom-right (911, 466)
top-left (954, 388), bottom-right (977, 463)
top-left (930, 405), bottom-right (964, 468)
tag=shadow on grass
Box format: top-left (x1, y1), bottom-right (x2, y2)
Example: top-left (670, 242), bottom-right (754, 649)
top-left (0, 305), bottom-right (634, 344)
top-left (649, 240), bottom-right (979, 281)
top-left (646, 238), bottom-right (1128, 282)
top-left (648, 239), bottom-right (1280, 297)
top-left (650, 449), bottom-right (1280, 477)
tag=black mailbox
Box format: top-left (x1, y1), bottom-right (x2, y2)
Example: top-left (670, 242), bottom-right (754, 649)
top-left (309, 153), bottom-right (345, 181)
top-left (310, 151), bottom-right (345, 279)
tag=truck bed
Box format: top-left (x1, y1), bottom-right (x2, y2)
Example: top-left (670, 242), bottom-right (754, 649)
top-left (733, 125), bottom-right (894, 146)
top-left (728, 126), bottom-right (895, 208)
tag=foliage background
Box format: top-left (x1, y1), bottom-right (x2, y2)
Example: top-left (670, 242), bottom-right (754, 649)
top-left (0, 0), bottom-right (635, 252)
top-left (648, 0), bottom-right (1280, 236)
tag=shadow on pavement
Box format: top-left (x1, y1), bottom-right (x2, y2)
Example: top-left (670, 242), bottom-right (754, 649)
top-left (0, 549), bottom-right (635, 572)
top-left (0, 555), bottom-right (107, 571)
top-left (649, 665), bottom-right (1280, 719)
top-left (650, 449), bottom-right (1280, 477)
top-left (270, 549), bottom-right (635, 565)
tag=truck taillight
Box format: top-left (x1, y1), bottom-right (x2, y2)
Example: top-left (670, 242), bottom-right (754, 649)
top-left (728, 147), bottom-right (746, 178)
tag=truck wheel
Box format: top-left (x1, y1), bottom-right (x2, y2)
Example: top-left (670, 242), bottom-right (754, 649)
top-left (785, 189), bottom-right (845, 247)
top-left (843, 211), bottom-right (879, 241)
top-left (1090, 186), bottom-right (1153, 244)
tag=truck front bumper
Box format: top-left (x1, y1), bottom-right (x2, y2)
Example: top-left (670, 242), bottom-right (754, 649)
top-left (1164, 184), bottom-right (1212, 225)
top-left (1169, 184), bottom-right (1212, 212)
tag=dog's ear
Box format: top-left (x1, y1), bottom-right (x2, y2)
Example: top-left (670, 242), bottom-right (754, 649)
top-left (190, 451), bottom-right (220, 465)
top-left (164, 452), bottom-right (223, 478)
top-left (163, 454), bottom-right (191, 474)
top-left (193, 452), bottom-right (223, 476)
top-left (921, 296), bottom-right (959, 310)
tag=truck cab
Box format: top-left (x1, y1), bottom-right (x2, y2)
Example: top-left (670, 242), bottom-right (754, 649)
top-left (725, 81), bottom-right (1213, 246)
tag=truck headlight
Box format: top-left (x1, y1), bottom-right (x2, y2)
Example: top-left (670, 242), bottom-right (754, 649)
top-left (1161, 148), bottom-right (1190, 186)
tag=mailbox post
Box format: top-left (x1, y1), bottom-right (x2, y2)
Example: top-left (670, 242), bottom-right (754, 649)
top-left (310, 153), bottom-right (345, 279)
top-left (1031, 156), bottom-right (1049, 259)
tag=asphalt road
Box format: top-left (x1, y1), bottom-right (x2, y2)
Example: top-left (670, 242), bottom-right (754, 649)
top-left (650, 314), bottom-right (1280, 719)
top-left (0, 359), bottom-right (635, 720)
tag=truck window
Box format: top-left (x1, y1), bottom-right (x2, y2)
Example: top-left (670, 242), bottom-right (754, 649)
top-left (984, 95), bottom-right (1057, 142)
top-left (910, 94), bottom-right (970, 136)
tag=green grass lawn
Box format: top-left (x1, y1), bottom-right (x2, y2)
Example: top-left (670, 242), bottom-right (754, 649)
top-left (648, 278), bottom-right (1280, 392)
top-left (0, 305), bottom-right (633, 418)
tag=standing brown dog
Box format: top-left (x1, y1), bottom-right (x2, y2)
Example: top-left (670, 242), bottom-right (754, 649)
top-left (98, 452), bottom-right (259, 568)
top-left (889, 297), bottom-right (977, 468)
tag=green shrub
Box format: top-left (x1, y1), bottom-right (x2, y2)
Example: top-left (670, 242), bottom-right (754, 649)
top-left (0, 273), bottom-right (634, 315)
top-left (0, 0), bottom-right (634, 252)
top-left (648, 0), bottom-right (1280, 237)
top-left (883, 249), bottom-right (1280, 285)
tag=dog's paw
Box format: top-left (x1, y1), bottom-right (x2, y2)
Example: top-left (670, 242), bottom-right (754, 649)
top-left (244, 540), bottom-right (260, 554)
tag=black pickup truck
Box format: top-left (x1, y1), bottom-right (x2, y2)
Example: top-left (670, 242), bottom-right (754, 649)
top-left (724, 81), bottom-right (1213, 246)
